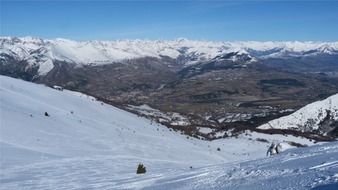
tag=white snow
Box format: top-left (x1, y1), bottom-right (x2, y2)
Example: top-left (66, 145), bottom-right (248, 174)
top-left (36, 58), bottom-right (54, 75)
top-left (127, 104), bottom-right (191, 126)
top-left (0, 75), bottom-right (276, 189)
top-left (259, 94), bottom-right (338, 132)
top-left (198, 127), bottom-right (214, 134)
top-left (134, 141), bottom-right (338, 190)
top-left (0, 75), bottom-right (335, 189)
top-left (0, 75), bottom-right (229, 165)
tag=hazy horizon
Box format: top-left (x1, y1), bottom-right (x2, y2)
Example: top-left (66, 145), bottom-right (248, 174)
top-left (2, 35), bottom-right (338, 43)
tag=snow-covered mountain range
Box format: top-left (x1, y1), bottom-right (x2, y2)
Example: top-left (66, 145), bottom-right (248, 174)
top-left (1, 36), bottom-right (338, 75)
top-left (1, 37), bottom-right (338, 141)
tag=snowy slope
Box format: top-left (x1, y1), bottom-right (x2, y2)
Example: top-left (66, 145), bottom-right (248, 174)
top-left (0, 75), bottom-right (319, 189)
top-left (131, 141), bottom-right (338, 190)
top-left (1, 36), bottom-right (337, 75)
top-left (0, 75), bottom-right (235, 166)
top-left (2, 75), bottom-right (334, 189)
top-left (259, 94), bottom-right (338, 134)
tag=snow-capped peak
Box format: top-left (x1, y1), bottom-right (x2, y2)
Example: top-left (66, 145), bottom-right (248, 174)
top-left (1, 37), bottom-right (337, 75)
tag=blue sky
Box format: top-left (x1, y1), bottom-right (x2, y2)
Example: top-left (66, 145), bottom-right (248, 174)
top-left (1, 0), bottom-right (338, 41)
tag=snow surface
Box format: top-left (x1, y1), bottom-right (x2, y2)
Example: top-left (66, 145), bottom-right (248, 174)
top-left (1, 36), bottom-right (337, 75)
top-left (134, 141), bottom-right (338, 190)
top-left (0, 75), bottom-right (333, 189)
top-left (127, 104), bottom-right (190, 126)
top-left (259, 94), bottom-right (338, 132)
top-left (0, 75), bottom-right (280, 189)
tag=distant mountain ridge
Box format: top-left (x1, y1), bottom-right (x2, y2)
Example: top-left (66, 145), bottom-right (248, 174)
top-left (1, 36), bottom-right (338, 75)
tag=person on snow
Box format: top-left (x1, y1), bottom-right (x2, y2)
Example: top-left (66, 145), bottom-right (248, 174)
top-left (267, 142), bottom-right (282, 156)
top-left (266, 142), bottom-right (276, 156)
top-left (275, 143), bottom-right (282, 154)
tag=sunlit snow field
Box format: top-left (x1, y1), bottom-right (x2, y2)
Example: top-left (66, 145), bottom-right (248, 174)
top-left (0, 75), bottom-right (336, 190)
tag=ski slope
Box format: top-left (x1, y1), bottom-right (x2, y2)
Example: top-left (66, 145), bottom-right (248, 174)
top-left (135, 141), bottom-right (338, 190)
top-left (0, 75), bottom-right (326, 189)
top-left (0, 75), bottom-right (265, 189)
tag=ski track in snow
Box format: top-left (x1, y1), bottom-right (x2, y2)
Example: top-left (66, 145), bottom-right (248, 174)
top-left (140, 142), bottom-right (338, 190)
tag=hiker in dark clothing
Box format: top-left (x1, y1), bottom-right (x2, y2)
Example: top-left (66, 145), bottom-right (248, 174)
top-left (267, 142), bottom-right (282, 156)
